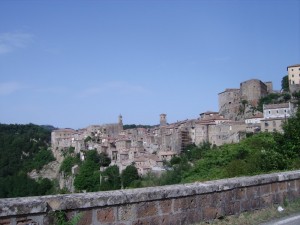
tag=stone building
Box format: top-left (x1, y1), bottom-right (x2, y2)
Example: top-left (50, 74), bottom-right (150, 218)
top-left (51, 128), bottom-right (76, 162)
top-left (245, 114), bottom-right (263, 133)
top-left (194, 111), bottom-right (246, 146)
top-left (260, 102), bottom-right (295, 133)
top-left (288, 64), bottom-right (300, 93)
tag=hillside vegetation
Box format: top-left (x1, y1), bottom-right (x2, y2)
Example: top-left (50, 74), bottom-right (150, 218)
top-left (0, 124), bottom-right (55, 198)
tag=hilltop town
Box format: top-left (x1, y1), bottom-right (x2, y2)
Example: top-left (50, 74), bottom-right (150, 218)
top-left (50, 64), bottom-right (300, 190)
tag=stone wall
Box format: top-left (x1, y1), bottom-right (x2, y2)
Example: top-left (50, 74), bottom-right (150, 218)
top-left (240, 79), bottom-right (268, 106)
top-left (218, 89), bottom-right (241, 120)
top-left (1, 170), bottom-right (300, 225)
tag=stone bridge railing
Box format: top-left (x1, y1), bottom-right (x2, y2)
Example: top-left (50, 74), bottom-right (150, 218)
top-left (1, 170), bottom-right (300, 225)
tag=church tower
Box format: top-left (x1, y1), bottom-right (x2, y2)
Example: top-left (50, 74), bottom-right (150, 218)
top-left (118, 114), bottom-right (123, 130)
top-left (160, 114), bottom-right (167, 126)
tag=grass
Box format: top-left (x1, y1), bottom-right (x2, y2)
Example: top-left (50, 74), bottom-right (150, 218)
top-left (196, 198), bottom-right (300, 225)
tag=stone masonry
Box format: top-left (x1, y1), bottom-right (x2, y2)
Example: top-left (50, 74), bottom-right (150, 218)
top-left (1, 170), bottom-right (300, 225)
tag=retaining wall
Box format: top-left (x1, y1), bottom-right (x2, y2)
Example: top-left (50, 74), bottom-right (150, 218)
top-left (1, 170), bottom-right (300, 225)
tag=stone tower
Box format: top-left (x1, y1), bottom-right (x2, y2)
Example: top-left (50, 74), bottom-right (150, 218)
top-left (160, 114), bottom-right (167, 126)
top-left (118, 114), bottom-right (123, 130)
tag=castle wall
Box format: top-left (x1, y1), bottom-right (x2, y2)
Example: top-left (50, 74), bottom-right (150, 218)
top-left (218, 89), bottom-right (241, 120)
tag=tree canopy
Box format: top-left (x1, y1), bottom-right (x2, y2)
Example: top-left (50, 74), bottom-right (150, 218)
top-left (0, 123), bottom-right (55, 198)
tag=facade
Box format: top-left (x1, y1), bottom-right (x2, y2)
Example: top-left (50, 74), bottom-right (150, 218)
top-left (288, 64), bottom-right (300, 93)
top-left (261, 102), bottom-right (295, 133)
top-left (245, 114), bottom-right (263, 133)
top-left (194, 111), bottom-right (246, 146)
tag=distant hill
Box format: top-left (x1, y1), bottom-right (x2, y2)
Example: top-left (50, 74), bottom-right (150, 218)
top-left (40, 125), bottom-right (57, 131)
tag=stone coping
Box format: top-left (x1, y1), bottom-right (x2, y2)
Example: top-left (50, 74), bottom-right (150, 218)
top-left (1, 170), bottom-right (300, 217)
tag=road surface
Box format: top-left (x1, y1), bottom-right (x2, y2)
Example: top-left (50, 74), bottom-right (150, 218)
top-left (261, 213), bottom-right (300, 225)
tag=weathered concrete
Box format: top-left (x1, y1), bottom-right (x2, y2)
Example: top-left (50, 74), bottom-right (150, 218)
top-left (1, 170), bottom-right (300, 225)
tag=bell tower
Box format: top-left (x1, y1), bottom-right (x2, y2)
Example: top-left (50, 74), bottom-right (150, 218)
top-left (118, 114), bottom-right (123, 130)
top-left (160, 113), bottom-right (167, 126)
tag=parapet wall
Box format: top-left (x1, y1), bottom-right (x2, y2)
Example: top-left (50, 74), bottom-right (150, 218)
top-left (1, 170), bottom-right (300, 225)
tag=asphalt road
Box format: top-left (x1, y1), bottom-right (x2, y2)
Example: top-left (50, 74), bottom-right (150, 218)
top-left (261, 213), bottom-right (300, 225)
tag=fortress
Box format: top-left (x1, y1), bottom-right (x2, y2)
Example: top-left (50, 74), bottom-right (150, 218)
top-left (218, 79), bottom-right (273, 121)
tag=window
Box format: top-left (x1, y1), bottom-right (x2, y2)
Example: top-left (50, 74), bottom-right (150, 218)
top-left (292, 74), bottom-right (294, 77)
top-left (292, 69), bottom-right (294, 71)
top-left (269, 110), bottom-right (271, 114)
top-left (265, 122), bottom-right (269, 127)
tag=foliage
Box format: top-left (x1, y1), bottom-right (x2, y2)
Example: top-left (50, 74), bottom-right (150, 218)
top-left (72, 150), bottom-right (114, 192)
top-left (84, 136), bottom-right (92, 143)
top-left (24, 147), bottom-right (55, 171)
top-left (100, 165), bottom-right (121, 191)
top-left (257, 93), bottom-right (286, 112)
top-left (60, 155), bottom-right (81, 176)
top-left (0, 174), bottom-right (55, 198)
top-left (74, 160), bottom-right (99, 192)
top-left (183, 142), bottom-right (211, 161)
top-left (281, 75), bottom-right (289, 92)
top-left (170, 156), bottom-right (181, 165)
top-left (0, 123), bottom-right (52, 176)
top-left (279, 107), bottom-right (300, 158)
top-left (0, 123), bottom-right (55, 198)
top-left (52, 211), bottom-right (82, 225)
top-left (121, 165), bottom-right (139, 188)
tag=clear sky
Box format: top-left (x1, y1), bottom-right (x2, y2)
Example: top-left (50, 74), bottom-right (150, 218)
top-left (0, 0), bottom-right (299, 129)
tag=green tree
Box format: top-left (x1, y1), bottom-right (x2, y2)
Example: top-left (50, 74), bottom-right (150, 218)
top-left (74, 160), bottom-right (99, 192)
top-left (278, 107), bottom-right (300, 158)
top-left (99, 152), bottom-right (111, 167)
top-left (281, 75), bottom-right (289, 92)
top-left (84, 150), bottom-right (111, 167)
top-left (60, 156), bottom-right (80, 176)
top-left (121, 165), bottom-right (139, 188)
top-left (100, 165), bottom-right (121, 191)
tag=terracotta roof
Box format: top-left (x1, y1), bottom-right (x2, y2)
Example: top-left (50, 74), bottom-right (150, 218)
top-left (245, 115), bottom-right (263, 119)
top-left (264, 103), bottom-right (290, 110)
top-left (287, 64), bottom-right (300, 68)
top-left (261, 117), bottom-right (286, 121)
top-left (200, 111), bottom-right (219, 115)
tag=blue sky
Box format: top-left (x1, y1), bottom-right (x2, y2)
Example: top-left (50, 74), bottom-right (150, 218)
top-left (0, 0), bottom-right (299, 129)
